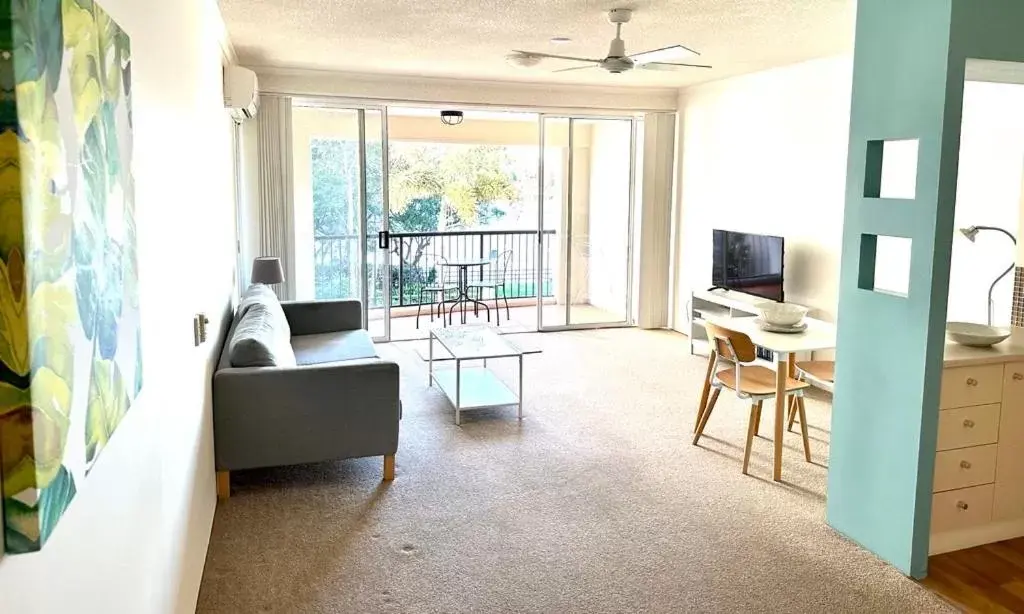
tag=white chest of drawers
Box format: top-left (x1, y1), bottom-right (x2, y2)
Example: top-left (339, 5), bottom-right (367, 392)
top-left (930, 357), bottom-right (1024, 554)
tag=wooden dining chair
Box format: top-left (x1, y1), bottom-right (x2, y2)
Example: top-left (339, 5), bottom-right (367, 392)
top-left (694, 322), bottom-right (812, 474)
top-left (787, 360), bottom-right (835, 432)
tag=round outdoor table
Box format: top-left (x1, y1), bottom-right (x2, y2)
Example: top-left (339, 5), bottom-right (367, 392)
top-left (440, 259), bottom-right (491, 325)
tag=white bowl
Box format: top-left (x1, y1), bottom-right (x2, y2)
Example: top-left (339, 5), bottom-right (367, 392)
top-left (755, 302), bottom-right (809, 327)
top-left (946, 322), bottom-right (1011, 348)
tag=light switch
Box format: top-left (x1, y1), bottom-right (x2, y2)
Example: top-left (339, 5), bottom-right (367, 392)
top-left (198, 313), bottom-right (210, 343)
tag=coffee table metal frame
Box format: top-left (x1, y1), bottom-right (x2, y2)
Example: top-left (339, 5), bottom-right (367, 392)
top-left (428, 325), bottom-right (524, 425)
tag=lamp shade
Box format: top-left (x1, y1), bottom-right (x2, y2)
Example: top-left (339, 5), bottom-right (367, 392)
top-left (251, 257), bottom-right (285, 285)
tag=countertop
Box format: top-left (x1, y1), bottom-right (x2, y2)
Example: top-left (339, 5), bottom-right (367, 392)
top-left (944, 327), bottom-right (1024, 366)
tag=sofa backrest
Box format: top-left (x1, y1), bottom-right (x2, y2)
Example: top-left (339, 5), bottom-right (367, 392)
top-left (216, 310), bottom-right (242, 372)
top-left (220, 284), bottom-right (296, 369)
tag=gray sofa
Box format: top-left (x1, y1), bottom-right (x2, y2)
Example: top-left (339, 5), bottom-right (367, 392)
top-left (212, 286), bottom-right (401, 499)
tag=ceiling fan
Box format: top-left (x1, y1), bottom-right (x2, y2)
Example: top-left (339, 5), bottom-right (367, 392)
top-left (511, 8), bottom-right (711, 74)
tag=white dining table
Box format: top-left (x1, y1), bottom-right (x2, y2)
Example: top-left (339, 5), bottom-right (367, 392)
top-left (702, 314), bottom-right (837, 481)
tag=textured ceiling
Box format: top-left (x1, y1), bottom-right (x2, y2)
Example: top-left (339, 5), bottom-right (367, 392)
top-left (218, 0), bottom-right (855, 88)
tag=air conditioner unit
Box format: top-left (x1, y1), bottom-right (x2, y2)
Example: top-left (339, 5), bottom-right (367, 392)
top-left (224, 65), bottom-right (259, 121)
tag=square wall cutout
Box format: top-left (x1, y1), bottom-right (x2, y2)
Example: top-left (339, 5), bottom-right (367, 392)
top-left (864, 139), bottom-right (919, 199)
top-left (858, 234), bottom-right (912, 297)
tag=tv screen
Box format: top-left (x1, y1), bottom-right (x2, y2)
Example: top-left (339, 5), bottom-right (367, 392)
top-left (712, 230), bottom-right (785, 301)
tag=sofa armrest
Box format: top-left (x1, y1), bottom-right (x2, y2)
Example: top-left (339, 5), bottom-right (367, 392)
top-left (281, 299), bottom-right (362, 335)
top-left (213, 359), bottom-right (401, 471)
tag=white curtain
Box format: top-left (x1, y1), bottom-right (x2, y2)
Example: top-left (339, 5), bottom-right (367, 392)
top-left (256, 94), bottom-right (295, 299)
top-left (637, 112), bottom-right (677, 329)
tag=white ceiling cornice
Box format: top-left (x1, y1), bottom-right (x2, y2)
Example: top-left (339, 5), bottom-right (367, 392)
top-left (209, 0), bottom-right (237, 64)
top-left (251, 65), bottom-right (680, 112)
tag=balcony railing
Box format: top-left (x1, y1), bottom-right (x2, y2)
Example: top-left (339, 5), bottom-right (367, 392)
top-left (312, 229), bottom-right (557, 308)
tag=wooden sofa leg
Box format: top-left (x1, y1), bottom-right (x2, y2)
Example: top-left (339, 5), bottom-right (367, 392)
top-left (383, 454), bottom-right (395, 481)
top-left (217, 471), bottom-right (230, 501)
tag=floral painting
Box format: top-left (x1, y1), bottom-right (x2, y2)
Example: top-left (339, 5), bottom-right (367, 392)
top-left (0, 0), bottom-right (141, 553)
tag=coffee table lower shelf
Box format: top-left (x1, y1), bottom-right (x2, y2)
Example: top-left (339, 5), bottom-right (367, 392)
top-left (431, 367), bottom-right (520, 423)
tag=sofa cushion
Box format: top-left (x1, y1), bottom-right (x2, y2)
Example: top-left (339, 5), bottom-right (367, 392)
top-left (229, 303), bottom-right (297, 367)
top-left (238, 284), bottom-right (291, 339)
top-left (290, 330), bottom-right (378, 366)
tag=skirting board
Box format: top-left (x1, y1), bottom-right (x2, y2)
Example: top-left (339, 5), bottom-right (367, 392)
top-left (930, 517), bottom-right (1024, 556)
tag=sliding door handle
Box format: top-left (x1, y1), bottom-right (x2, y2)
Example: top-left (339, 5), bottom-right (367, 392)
top-left (378, 231), bottom-right (389, 249)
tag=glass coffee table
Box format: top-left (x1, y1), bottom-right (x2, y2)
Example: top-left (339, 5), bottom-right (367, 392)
top-left (428, 325), bottom-right (530, 425)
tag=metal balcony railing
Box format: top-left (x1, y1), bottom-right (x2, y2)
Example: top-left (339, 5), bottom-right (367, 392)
top-left (312, 229), bottom-right (557, 307)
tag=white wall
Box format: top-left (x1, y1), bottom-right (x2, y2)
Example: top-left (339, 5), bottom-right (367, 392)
top-left (0, 1), bottom-right (236, 613)
top-left (949, 81), bottom-right (1024, 326)
top-left (673, 57), bottom-right (854, 330)
top-left (672, 57), bottom-right (1024, 334)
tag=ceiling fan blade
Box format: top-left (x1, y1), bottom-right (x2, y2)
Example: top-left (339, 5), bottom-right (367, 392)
top-left (629, 44), bottom-right (700, 65)
top-left (511, 50), bottom-right (603, 63)
top-left (554, 65), bottom-right (598, 73)
top-left (639, 62), bottom-right (713, 71)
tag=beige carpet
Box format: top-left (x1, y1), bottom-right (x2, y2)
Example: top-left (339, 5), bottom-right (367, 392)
top-left (196, 328), bottom-right (951, 614)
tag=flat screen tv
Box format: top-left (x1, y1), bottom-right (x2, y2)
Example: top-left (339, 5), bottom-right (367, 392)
top-left (711, 230), bottom-right (785, 302)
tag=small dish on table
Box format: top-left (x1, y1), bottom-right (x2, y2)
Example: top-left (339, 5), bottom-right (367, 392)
top-left (754, 318), bottom-right (808, 334)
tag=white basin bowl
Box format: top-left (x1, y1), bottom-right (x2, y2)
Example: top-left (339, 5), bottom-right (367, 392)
top-left (946, 322), bottom-right (1011, 348)
top-left (756, 302), bottom-right (809, 327)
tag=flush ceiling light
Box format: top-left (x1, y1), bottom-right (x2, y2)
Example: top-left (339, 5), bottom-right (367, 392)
top-left (629, 44), bottom-right (699, 65)
top-left (440, 110), bottom-right (464, 126)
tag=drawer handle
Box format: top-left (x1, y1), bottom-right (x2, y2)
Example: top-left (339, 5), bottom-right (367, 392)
top-left (963, 419), bottom-right (976, 428)
top-left (966, 378), bottom-right (978, 387)
top-left (960, 460), bottom-right (972, 469)
top-left (957, 501), bottom-right (969, 511)
top-left (1015, 373), bottom-right (1023, 381)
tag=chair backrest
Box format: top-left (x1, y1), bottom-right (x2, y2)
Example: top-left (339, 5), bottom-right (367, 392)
top-left (702, 321), bottom-right (757, 364)
top-left (434, 256), bottom-right (451, 284)
top-left (493, 250), bottom-right (513, 284)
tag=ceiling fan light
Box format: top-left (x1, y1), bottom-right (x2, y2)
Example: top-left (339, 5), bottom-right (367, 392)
top-left (631, 44), bottom-right (698, 65)
top-left (440, 110), bottom-right (464, 126)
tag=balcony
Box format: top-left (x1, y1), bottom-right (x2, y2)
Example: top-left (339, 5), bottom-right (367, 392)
top-left (313, 229), bottom-right (602, 338)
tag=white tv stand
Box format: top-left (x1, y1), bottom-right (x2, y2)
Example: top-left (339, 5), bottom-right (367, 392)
top-left (688, 288), bottom-right (772, 357)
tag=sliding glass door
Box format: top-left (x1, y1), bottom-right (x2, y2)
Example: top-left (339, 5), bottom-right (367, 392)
top-left (289, 103), bottom-right (641, 339)
top-left (292, 104), bottom-right (391, 340)
top-left (538, 115), bottom-right (638, 330)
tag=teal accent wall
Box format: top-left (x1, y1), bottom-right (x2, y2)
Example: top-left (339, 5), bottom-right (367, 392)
top-left (829, 0), bottom-right (1024, 580)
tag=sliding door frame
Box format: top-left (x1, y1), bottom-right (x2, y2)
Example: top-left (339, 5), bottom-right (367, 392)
top-left (290, 94), bottom-right (651, 338)
top-left (291, 99), bottom-right (391, 342)
top-left (362, 105), bottom-right (391, 342)
top-left (537, 113), bottom-right (640, 332)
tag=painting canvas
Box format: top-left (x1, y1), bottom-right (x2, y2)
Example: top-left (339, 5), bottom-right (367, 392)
top-left (0, 0), bottom-right (141, 553)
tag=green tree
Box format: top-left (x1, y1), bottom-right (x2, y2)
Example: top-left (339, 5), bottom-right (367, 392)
top-left (310, 140), bottom-right (519, 302)
top-left (310, 139), bottom-right (384, 300)
top-left (389, 144), bottom-right (517, 228)
top-left (387, 144), bottom-right (517, 273)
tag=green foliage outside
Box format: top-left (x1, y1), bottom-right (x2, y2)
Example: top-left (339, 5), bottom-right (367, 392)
top-left (311, 140), bottom-right (521, 305)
